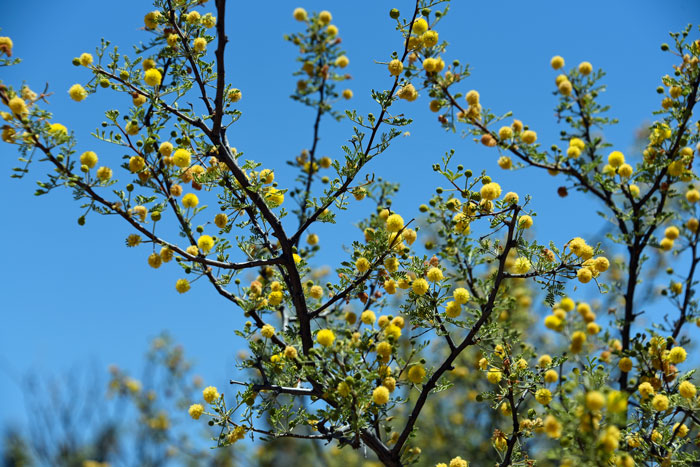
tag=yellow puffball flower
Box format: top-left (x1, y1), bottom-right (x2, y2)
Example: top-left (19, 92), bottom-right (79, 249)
top-left (79, 53), bottom-right (93, 67)
top-left (422, 30), bottom-right (438, 47)
top-left (543, 415), bottom-right (562, 438)
top-left (679, 381), bottom-right (697, 399)
top-left (384, 324), bottom-right (401, 340)
top-left (498, 156), bottom-right (512, 169)
top-left (535, 388), bottom-right (552, 405)
top-left (543, 315), bottom-right (562, 330)
top-left (594, 256), bottom-right (610, 272)
top-left (318, 10), bottom-right (332, 24)
top-left (544, 369), bottom-right (558, 383)
top-left (608, 150), bottom-right (625, 168)
top-left (203, 386), bottom-right (219, 403)
top-left (407, 365), bottom-right (426, 384)
top-left (397, 83), bottom-right (418, 101)
top-left (8, 97), bottom-right (27, 116)
top-left (513, 257), bottom-right (531, 275)
top-left (361, 310), bottom-right (376, 325)
top-left (558, 80), bottom-right (573, 96)
top-left (97, 166), bottom-right (112, 181)
top-left (453, 287), bottom-right (470, 304)
top-left (426, 267), bottom-right (444, 282)
top-left (686, 189), bottom-right (700, 203)
top-left (160, 246), bottom-right (173, 263)
top-left (125, 121), bottom-right (139, 135)
top-left (618, 357), bottom-right (633, 372)
top-left (503, 192), bottom-right (519, 204)
top-left (618, 163), bottom-right (633, 178)
top-left (175, 278), bottom-right (191, 293)
top-left (570, 330), bottom-right (586, 353)
top-left (465, 90), bottom-right (480, 105)
top-left (607, 390), bottom-right (628, 414)
top-left (283, 346), bottom-right (297, 360)
top-left (688, 218), bottom-right (700, 233)
top-left (68, 84), bottom-right (88, 102)
top-left (157, 142), bottom-right (173, 157)
top-left (638, 382), bottom-right (655, 398)
top-left (664, 226), bottom-right (680, 240)
top-left (402, 228), bottom-right (417, 245)
top-left (386, 213), bottom-right (404, 232)
top-left (667, 346), bottom-right (686, 363)
top-left (342, 89), bottom-right (353, 99)
top-left (412, 18), bottom-right (428, 35)
top-left (144, 68), bottom-right (162, 87)
top-left (316, 329), bottom-right (335, 347)
top-left (673, 423), bottom-right (689, 438)
top-left (412, 278), bottom-right (429, 295)
top-left (651, 394), bottom-right (669, 411)
top-left (538, 354), bottom-right (552, 367)
top-left (550, 55), bottom-right (565, 70)
top-left (186, 11), bottom-right (201, 23)
top-left (261, 324), bottom-right (275, 338)
top-left (577, 267), bottom-right (593, 284)
top-left (132, 94), bottom-right (147, 106)
top-left (293, 7), bottom-right (307, 21)
top-left (659, 237), bottom-right (674, 251)
top-left (148, 253), bottom-right (162, 269)
top-left (309, 285), bottom-right (323, 299)
top-left (388, 59), bottom-right (404, 76)
top-left (80, 151), bottom-right (98, 169)
top-left (487, 369), bottom-right (502, 384)
top-left (516, 215), bottom-right (533, 229)
top-left (265, 188), bottom-right (284, 207)
top-left (498, 126), bottom-right (513, 140)
top-left (566, 146), bottom-right (581, 158)
top-left (182, 193), bottom-right (199, 208)
top-left (129, 156), bottom-right (146, 173)
top-left (197, 235), bottom-right (214, 254)
top-left (521, 130), bottom-right (537, 144)
top-left (188, 403), bottom-right (204, 419)
top-left (356, 257), bottom-right (370, 273)
top-left (445, 301), bottom-right (461, 318)
top-left (372, 385), bottom-right (390, 405)
top-left (578, 61), bottom-right (593, 75)
top-left (202, 13), bottom-right (216, 28)
top-left (480, 182), bottom-right (502, 200)
top-left (193, 37), bottom-right (207, 53)
top-left (144, 10), bottom-right (161, 29)
top-left (585, 391), bottom-right (605, 411)
top-left (335, 55), bottom-right (349, 68)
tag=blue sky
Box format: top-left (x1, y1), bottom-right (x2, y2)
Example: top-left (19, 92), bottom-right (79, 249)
top-left (1, 0), bottom-right (699, 440)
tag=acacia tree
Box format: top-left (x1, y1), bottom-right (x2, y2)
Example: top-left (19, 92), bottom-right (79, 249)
top-left (2, 0), bottom-right (700, 466)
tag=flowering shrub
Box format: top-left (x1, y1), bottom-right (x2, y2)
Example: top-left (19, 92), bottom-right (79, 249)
top-left (2, 1), bottom-right (700, 465)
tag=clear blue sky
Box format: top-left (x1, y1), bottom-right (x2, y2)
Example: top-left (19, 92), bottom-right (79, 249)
top-left (1, 0), bottom-right (698, 438)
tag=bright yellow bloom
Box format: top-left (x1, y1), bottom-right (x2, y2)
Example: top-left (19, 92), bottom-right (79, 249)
top-left (578, 61), bottom-right (593, 75)
top-left (453, 287), bottom-right (470, 304)
top-left (550, 55), bottom-right (565, 70)
top-left (68, 84), bottom-right (88, 102)
top-left (317, 329), bottom-right (335, 347)
top-left (372, 385), bottom-right (390, 404)
top-left (175, 279), bottom-right (190, 293)
top-left (182, 193), bottom-right (199, 208)
top-left (188, 403), bottom-right (204, 419)
top-left (412, 278), bottom-right (429, 295)
top-left (412, 18), bottom-right (428, 35)
top-left (480, 182), bottom-right (501, 200)
top-left (651, 394), bottom-right (669, 411)
top-left (521, 130), bottom-right (537, 144)
top-left (426, 267), bottom-right (444, 282)
top-left (486, 369), bottom-right (502, 384)
top-left (193, 37), bottom-right (207, 53)
top-left (544, 369), bottom-right (558, 383)
top-left (608, 151), bottom-right (625, 168)
top-left (585, 391), bottom-right (605, 411)
top-left (144, 11), bottom-right (161, 29)
top-left (203, 386), bottom-right (220, 403)
top-left (407, 365), bottom-right (426, 384)
top-left (618, 357), bottom-right (633, 372)
top-left (293, 7), bottom-right (307, 21)
top-left (144, 68), bottom-right (162, 87)
top-left (197, 235), bottom-right (214, 254)
top-left (388, 59), bottom-right (404, 76)
top-left (335, 55), bottom-right (349, 68)
top-left (79, 53), bottom-right (93, 67)
top-left (386, 213), bottom-right (404, 232)
top-left (667, 346), bottom-right (686, 363)
top-left (535, 388), bottom-right (552, 405)
top-left (80, 151), bottom-right (98, 169)
top-left (513, 257), bottom-right (531, 274)
top-left (679, 381), bottom-right (697, 399)
top-left (356, 257), bottom-right (370, 272)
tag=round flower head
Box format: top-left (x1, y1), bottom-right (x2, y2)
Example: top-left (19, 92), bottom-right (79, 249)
top-left (387, 59), bottom-right (404, 76)
top-left (79, 53), bottom-right (93, 67)
top-left (129, 156), bottom-right (145, 173)
top-left (148, 253), bottom-right (162, 269)
top-left (197, 235), bottom-right (214, 254)
top-left (535, 388), bottom-right (552, 405)
top-left (544, 369), bottom-right (558, 383)
top-left (186, 11), bottom-right (201, 23)
top-left (159, 141), bottom-right (173, 157)
top-left (422, 30), bottom-right (438, 47)
top-left (386, 213), bottom-right (404, 232)
top-left (667, 346), bottom-right (686, 363)
top-left (316, 329), bottom-right (335, 347)
top-left (293, 7), bottom-right (307, 21)
top-left (361, 310), bottom-right (376, 324)
top-left (327, 24), bottom-right (338, 37)
top-left (618, 163), bottom-right (633, 178)
top-left (486, 369), bottom-right (502, 384)
top-left (593, 256), bottom-right (609, 272)
top-left (608, 151), bottom-right (625, 168)
top-left (68, 84), bottom-right (88, 102)
top-left (685, 188), bottom-right (700, 203)
top-left (618, 357), bottom-right (633, 372)
top-left (412, 278), bottom-right (429, 295)
top-left (372, 385), bottom-right (390, 405)
top-left (175, 278), bottom-right (190, 293)
top-left (402, 228), bottom-right (417, 245)
top-left (503, 192), bottom-right (519, 204)
top-left (411, 17), bottom-right (429, 34)
top-left (96, 166), bottom-right (112, 181)
top-left (578, 61), bottom-right (593, 75)
top-left (193, 37), bottom-right (207, 53)
top-left (659, 237), bottom-right (673, 251)
top-left (182, 193), bottom-right (199, 208)
top-left (498, 156), bottom-right (512, 169)
top-left (355, 257), bottom-right (370, 273)
top-left (550, 55), bottom-right (565, 70)
top-left (558, 80), bottom-right (572, 96)
top-left (384, 324), bottom-right (401, 340)
top-left (144, 68), bottom-right (162, 87)
top-left (651, 394), bottom-right (669, 411)
top-left (335, 55), bottom-right (349, 68)
top-left (80, 151), bottom-right (98, 169)
top-left (518, 215), bottom-right (533, 229)
top-left (173, 149), bottom-right (191, 168)
top-left (445, 301), bottom-right (461, 318)
top-left (664, 226), bottom-right (679, 240)
top-left (453, 287), bottom-right (470, 304)
top-left (228, 88), bottom-right (242, 102)
top-left (202, 386), bottom-right (219, 403)
top-left (521, 130), bottom-right (537, 144)
top-left (144, 11), bottom-right (161, 29)
top-left (679, 381), bottom-right (697, 399)
top-left (397, 83), bottom-right (418, 101)
top-left (202, 13), bottom-right (217, 28)
top-left (513, 257), bottom-right (531, 275)
top-left (318, 10), bottom-right (332, 24)
top-left (577, 267), bottom-right (593, 284)
top-left (342, 89), bottom-right (353, 99)
top-left (261, 324), bottom-right (275, 338)
top-left (0, 36), bottom-right (14, 56)
top-left (426, 267), bottom-right (443, 282)
top-left (585, 391), bottom-right (605, 411)
top-left (188, 403), bottom-right (204, 419)
top-left (408, 364), bottom-right (426, 384)
top-left (480, 182), bottom-right (502, 201)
